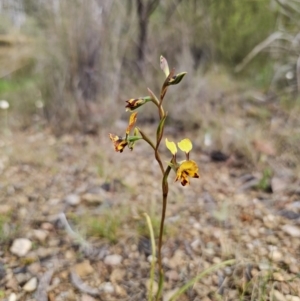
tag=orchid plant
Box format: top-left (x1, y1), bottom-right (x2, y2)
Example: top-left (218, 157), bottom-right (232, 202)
top-left (109, 56), bottom-right (199, 300)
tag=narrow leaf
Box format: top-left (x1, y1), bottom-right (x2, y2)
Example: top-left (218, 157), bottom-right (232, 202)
top-left (167, 72), bottom-right (187, 86)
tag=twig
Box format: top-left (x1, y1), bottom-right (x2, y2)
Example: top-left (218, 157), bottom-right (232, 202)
top-left (36, 269), bottom-right (55, 301)
top-left (70, 269), bottom-right (101, 297)
top-left (235, 32), bottom-right (291, 72)
top-left (58, 212), bottom-right (90, 250)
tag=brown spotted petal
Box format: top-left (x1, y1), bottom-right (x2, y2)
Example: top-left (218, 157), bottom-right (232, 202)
top-left (125, 96), bottom-right (152, 112)
top-left (175, 160), bottom-right (199, 186)
top-left (109, 133), bottom-right (128, 153)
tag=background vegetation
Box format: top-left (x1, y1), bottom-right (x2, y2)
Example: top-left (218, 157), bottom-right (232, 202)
top-left (0, 0), bottom-right (299, 168)
top-left (1, 2), bottom-right (300, 300)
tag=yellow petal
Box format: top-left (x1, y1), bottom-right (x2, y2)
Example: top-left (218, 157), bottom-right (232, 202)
top-left (165, 138), bottom-right (177, 155)
top-left (175, 160), bottom-right (199, 186)
top-left (178, 139), bottom-right (193, 153)
top-left (126, 112), bottom-right (138, 135)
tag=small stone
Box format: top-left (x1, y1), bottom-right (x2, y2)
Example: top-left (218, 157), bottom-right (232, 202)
top-left (19, 207), bottom-right (29, 219)
top-left (168, 250), bottom-right (185, 269)
top-left (65, 250), bottom-right (76, 260)
top-left (104, 254), bottom-right (122, 266)
top-left (0, 204), bottom-right (12, 214)
top-left (35, 246), bottom-right (57, 258)
top-left (258, 247), bottom-right (268, 256)
top-left (282, 225), bottom-right (300, 238)
top-left (289, 263), bottom-right (300, 274)
top-left (15, 272), bottom-right (31, 285)
top-left (190, 239), bottom-right (201, 250)
top-left (115, 284), bottom-right (127, 297)
top-left (10, 238), bottom-right (32, 257)
top-left (273, 272), bottom-right (285, 281)
top-left (271, 177), bottom-right (287, 193)
top-left (266, 235), bottom-right (279, 245)
top-left (147, 255), bottom-right (157, 263)
top-left (163, 289), bottom-right (178, 301)
top-left (286, 295), bottom-right (300, 301)
top-left (249, 228), bottom-right (259, 238)
top-left (41, 222), bottom-right (54, 231)
top-left (27, 262), bottom-right (42, 275)
top-left (165, 270), bottom-right (179, 281)
top-left (212, 257), bottom-right (222, 264)
top-left (8, 293), bottom-right (17, 301)
top-left (23, 277), bottom-right (38, 292)
top-left (203, 248), bottom-right (215, 257)
top-left (224, 267), bottom-right (232, 275)
top-left (74, 260), bottom-right (94, 278)
top-left (82, 193), bottom-right (103, 204)
top-left (33, 229), bottom-right (48, 242)
top-left (259, 262), bottom-right (272, 270)
top-left (145, 279), bottom-right (158, 296)
top-left (65, 194), bottom-right (81, 206)
top-left (81, 295), bottom-right (96, 301)
top-left (269, 250), bottom-right (282, 262)
top-left (273, 290), bottom-right (287, 301)
top-left (60, 270), bottom-right (69, 280)
top-left (263, 214), bottom-right (278, 229)
top-left (193, 222), bottom-right (201, 230)
top-left (110, 268), bottom-right (126, 283)
top-left (6, 276), bottom-right (19, 291)
top-left (52, 277), bottom-right (60, 286)
top-left (100, 282), bottom-right (114, 294)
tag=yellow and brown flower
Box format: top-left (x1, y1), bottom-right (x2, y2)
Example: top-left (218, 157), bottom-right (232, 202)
top-left (109, 134), bottom-right (128, 153)
top-left (109, 112), bottom-right (140, 153)
top-left (165, 138), bottom-right (200, 186)
top-left (175, 160), bottom-right (199, 186)
top-left (125, 97), bottom-right (152, 112)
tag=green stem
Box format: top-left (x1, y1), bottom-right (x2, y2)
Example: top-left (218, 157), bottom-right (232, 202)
top-left (154, 149), bottom-right (164, 175)
top-left (154, 106), bottom-right (166, 174)
top-left (156, 165), bottom-right (171, 300)
top-left (138, 127), bottom-right (156, 151)
top-left (158, 104), bottom-right (165, 119)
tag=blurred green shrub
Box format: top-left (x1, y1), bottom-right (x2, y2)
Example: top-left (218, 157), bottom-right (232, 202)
top-left (208, 0), bottom-right (277, 65)
top-left (0, 0), bottom-right (283, 131)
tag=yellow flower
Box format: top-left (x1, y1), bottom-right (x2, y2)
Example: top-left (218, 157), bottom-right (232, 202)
top-left (109, 134), bottom-right (128, 153)
top-left (175, 160), bottom-right (199, 186)
top-left (109, 113), bottom-right (139, 153)
top-left (166, 138), bottom-right (199, 186)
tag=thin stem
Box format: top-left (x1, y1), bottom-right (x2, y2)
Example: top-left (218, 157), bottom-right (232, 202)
top-left (154, 151), bottom-right (164, 175)
top-left (138, 127), bottom-right (156, 151)
top-left (156, 164), bottom-right (171, 300)
top-left (158, 104), bottom-right (165, 119)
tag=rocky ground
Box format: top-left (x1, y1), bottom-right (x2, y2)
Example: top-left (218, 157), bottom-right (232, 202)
top-left (0, 125), bottom-right (300, 301)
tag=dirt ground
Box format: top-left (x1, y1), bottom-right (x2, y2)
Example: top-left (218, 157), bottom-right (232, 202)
top-left (0, 122), bottom-right (300, 301)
